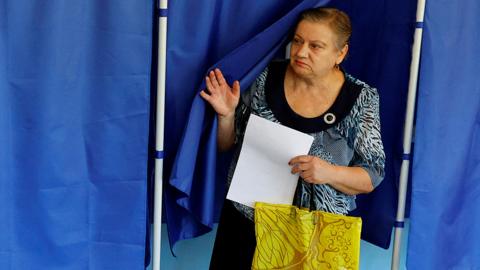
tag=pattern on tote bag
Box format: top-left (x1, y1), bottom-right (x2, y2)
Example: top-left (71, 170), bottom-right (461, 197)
top-left (252, 202), bottom-right (362, 270)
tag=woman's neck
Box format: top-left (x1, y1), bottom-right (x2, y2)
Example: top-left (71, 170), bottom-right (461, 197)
top-left (285, 66), bottom-right (344, 98)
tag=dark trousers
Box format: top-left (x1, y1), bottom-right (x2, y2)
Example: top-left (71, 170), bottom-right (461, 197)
top-left (209, 200), bottom-right (256, 270)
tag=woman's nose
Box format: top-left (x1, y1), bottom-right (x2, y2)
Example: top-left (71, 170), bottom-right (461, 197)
top-left (295, 43), bottom-right (309, 58)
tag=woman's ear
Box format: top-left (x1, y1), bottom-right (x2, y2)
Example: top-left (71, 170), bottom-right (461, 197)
top-left (337, 44), bottom-right (349, 65)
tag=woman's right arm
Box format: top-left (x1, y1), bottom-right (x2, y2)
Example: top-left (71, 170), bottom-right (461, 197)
top-left (200, 68), bottom-right (240, 151)
top-left (216, 113), bottom-right (236, 151)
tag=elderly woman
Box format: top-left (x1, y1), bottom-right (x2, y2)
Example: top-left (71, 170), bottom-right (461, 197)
top-left (201, 7), bottom-right (385, 270)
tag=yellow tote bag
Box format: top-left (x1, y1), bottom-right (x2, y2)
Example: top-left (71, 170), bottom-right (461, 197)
top-left (252, 202), bottom-right (362, 270)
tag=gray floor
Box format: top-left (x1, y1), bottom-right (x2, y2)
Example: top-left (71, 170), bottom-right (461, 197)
top-left (149, 221), bottom-right (409, 270)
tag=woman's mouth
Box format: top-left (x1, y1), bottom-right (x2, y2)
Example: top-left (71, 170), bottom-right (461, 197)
top-left (294, 60), bottom-right (308, 68)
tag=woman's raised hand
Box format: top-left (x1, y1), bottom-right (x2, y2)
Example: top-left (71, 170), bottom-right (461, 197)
top-left (200, 68), bottom-right (240, 118)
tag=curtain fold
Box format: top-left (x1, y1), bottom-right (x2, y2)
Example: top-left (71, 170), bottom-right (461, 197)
top-left (164, 0), bottom-right (327, 248)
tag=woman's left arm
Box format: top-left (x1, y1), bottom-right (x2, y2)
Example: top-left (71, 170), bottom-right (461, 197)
top-left (289, 155), bottom-right (373, 195)
top-left (289, 88), bottom-right (385, 195)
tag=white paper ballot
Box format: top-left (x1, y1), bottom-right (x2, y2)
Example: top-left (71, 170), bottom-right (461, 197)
top-left (226, 114), bottom-right (314, 208)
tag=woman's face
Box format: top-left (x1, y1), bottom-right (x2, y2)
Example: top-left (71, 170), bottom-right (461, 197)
top-left (289, 20), bottom-right (347, 79)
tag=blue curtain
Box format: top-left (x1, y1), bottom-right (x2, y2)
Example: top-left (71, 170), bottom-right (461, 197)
top-left (407, 1), bottom-right (480, 269)
top-left (331, 0), bottom-right (417, 248)
top-left (164, 0), bottom-right (326, 248)
top-left (164, 0), bottom-right (417, 250)
top-left (0, 1), bottom-right (153, 269)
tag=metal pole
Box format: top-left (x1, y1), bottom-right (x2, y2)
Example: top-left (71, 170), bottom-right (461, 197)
top-left (152, 0), bottom-right (168, 269)
top-left (391, 0), bottom-right (426, 269)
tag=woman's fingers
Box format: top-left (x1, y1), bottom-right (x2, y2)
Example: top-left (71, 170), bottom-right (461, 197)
top-left (291, 162), bottom-right (309, 174)
top-left (204, 68), bottom-right (239, 104)
top-left (288, 156), bottom-right (330, 184)
top-left (214, 68), bottom-right (227, 86)
top-left (209, 70), bottom-right (220, 88)
top-left (206, 69), bottom-right (231, 94)
top-left (232, 80), bottom-right (240, 97)
top-left (289, 155), bottom-right (313, 165)
top-left (292, 165), bottom-right (313, 182)
top-left (289, 156), bottom-right (313, 174)
top-left (199, 90), bottom-right (211, 100)
top-left (205, 76), bottom-right (214, 94)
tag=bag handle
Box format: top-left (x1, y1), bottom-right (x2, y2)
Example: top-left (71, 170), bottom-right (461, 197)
top-left (309, 183), bottom-right (320, 225)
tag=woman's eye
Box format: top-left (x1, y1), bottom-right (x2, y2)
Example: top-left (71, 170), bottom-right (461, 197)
top-left (293, 38), bottom-right (302, 44)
